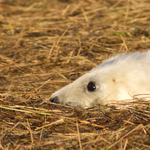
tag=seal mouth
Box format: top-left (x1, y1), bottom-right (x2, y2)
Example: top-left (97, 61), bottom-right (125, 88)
top-left (65, 101), bottom-right (85, 108)
top-left (50, 96), bottom-right (84, 108)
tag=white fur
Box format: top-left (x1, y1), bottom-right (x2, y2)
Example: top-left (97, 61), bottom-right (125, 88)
top-left (50, 51), bottom-right (150, 108)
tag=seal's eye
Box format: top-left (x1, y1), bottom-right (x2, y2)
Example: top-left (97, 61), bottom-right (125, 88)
top-left (87, 81), bottom-right (96, 92)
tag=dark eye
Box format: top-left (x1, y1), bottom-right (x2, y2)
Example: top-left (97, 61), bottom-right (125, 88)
top-left (87, 81), bottom-right (96, 92)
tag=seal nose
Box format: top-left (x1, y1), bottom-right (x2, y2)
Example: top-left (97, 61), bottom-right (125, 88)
top-left (50, 96), bottom-right (59, 103)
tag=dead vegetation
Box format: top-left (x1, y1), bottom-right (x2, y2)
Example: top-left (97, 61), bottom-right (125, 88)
top-left (0, 0), bottom-right (150, 149)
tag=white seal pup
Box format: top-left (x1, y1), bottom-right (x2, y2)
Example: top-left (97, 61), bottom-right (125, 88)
top-left (50, 51), bottom-right (150, 108)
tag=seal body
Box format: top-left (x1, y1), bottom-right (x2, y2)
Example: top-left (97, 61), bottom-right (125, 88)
top-left (50, 51), bottom-right (150, 108)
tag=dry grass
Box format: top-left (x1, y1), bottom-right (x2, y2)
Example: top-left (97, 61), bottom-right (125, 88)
top-left (0, 0), bottom-right (150, 149)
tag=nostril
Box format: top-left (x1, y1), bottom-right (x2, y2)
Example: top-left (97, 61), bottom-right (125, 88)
top-left (50, 96), bottom-right (58, 103)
